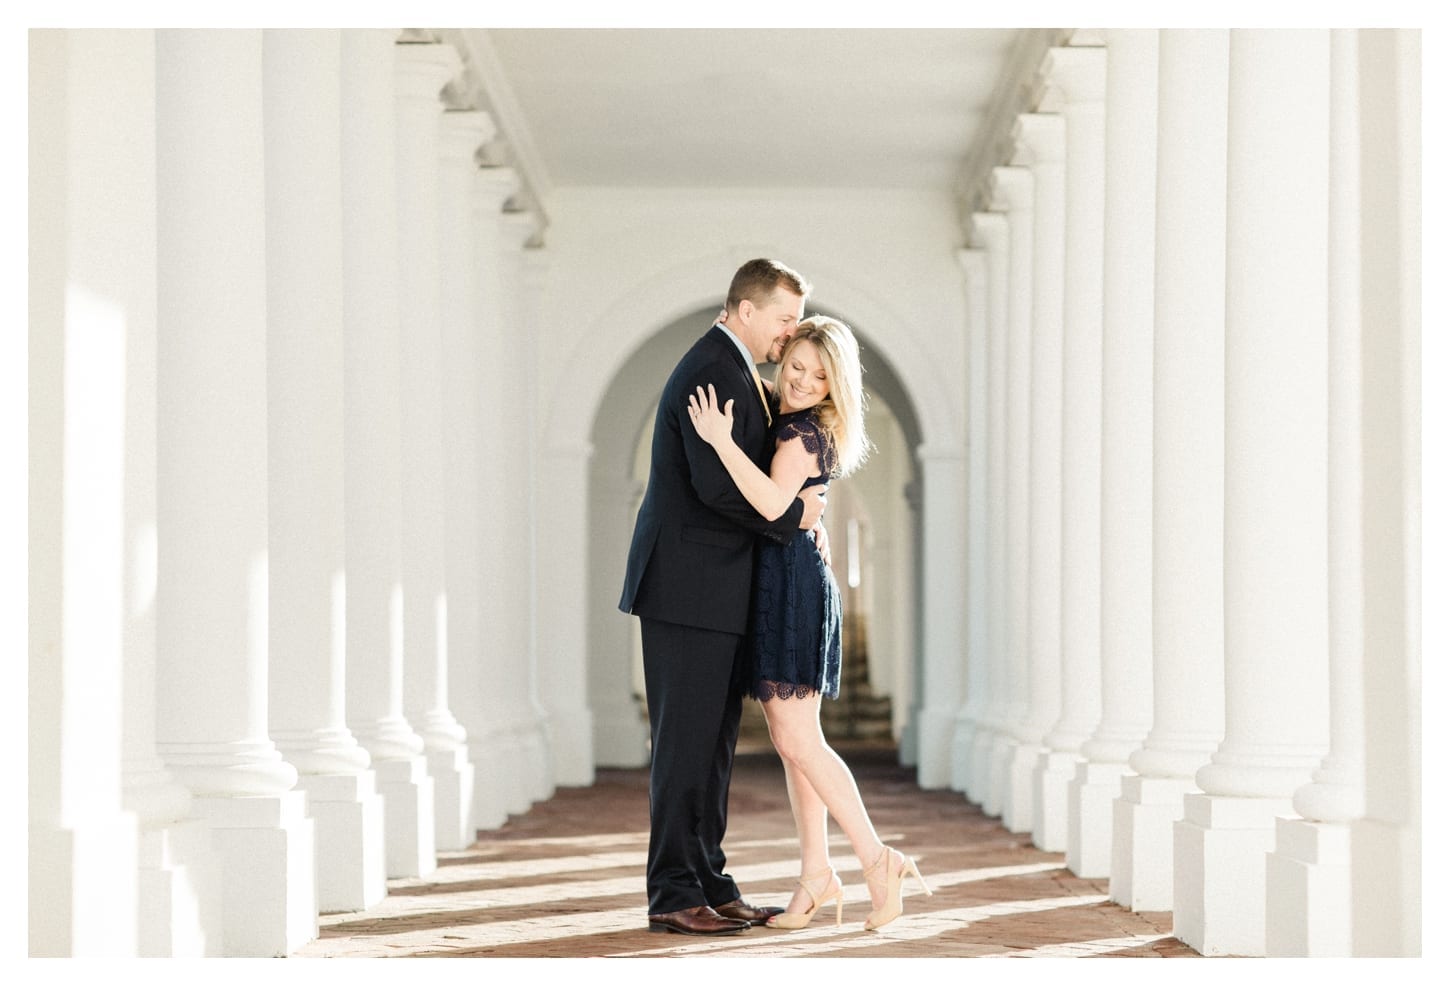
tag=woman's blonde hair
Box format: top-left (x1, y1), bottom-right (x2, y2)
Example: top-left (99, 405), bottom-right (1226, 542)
top-left (778, 315), bottom-right (871, 478)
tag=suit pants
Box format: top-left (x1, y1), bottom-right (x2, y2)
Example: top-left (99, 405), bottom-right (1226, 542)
top-left (639, 617), bottom-right (747, 915)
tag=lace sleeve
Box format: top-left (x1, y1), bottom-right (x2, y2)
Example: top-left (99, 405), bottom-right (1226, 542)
top-left (778, 414), bottom-right (837, 478)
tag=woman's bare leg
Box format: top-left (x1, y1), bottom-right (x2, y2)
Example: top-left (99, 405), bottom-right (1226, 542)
top-left (776, 756), bottom-right (832, 913)
top-left (762, 692), bottom-right (889, 909)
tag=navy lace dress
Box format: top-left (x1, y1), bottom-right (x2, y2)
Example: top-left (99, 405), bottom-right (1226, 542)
top-left (747, 409), bottom-right (842, 702)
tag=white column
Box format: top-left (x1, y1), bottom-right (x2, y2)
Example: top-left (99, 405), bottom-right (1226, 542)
top-left (1070, 28), bottom-right (1158, 881)
top-left (341, 28), bottom-right (434, 882)
top-left (110, 27), bottom-right (224, 951)
top-left (154, 28), bottom-right (315, 956)
top-left (395, 40), bottom-right (472, 857)
top-left (436, 108), bottom-right (493, 846)
top-left (29, 28), bottom-right (144, 957)
top-left (590, 470), bottom-right (653, 768)
top-left (263, 29), bottom-right (385, 915)
top-left (1176, 29), bottom-right (1332, 958)
top-left (469, 167), bottom-right (536, 818)
top-left (1350, 27), bottom-right (1420, 959)
top-left (1008, 110), bottom-right (1065, 835)
top-left (1036, 45), bottom-right (1106, 854)
top-left (508, 214), bottom-right (566, 793)
top-left (1265, 28), bottom-right (1364, 956)
top-left (966, 212), bottom-right (1010, 807)
top-left (949, 247), bottom-right (988, 794)
top-left (1110, 29), bottom-right (1229, 915)
top-left (984, 165), bottom-right (1033, 823)
top-left (917, 443), bottom-right (969, 789)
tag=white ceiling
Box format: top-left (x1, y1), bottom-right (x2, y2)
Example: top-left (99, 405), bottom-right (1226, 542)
top-left (455, 28), bottom-right (1033, 206)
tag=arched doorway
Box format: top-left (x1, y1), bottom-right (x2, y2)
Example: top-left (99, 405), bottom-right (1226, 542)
top-left (585, 303), bottom-right (925, 767)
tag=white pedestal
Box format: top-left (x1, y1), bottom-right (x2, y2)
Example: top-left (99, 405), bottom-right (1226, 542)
top-left (1068, 761), bottom-right (1129, 878)
top-left (467, 728), bottom-right (515, 831)
top-left (428, 745), bottom-right (477, 851)
top-left (137, 818), bottom-right (222, 956)
top-left (192, 791), bottom-right (316, 957)
top-left (504, 727), bottom-right (538, 813)
top-left (1002, 740), bottom-right (1041, 834)
top-left (1110, 773), bottom-right (1194, 911)
top-left (982, 732), bottom-right (1013, 817)
top-left (593, 703), bottom-right (651, 769)
top-left (374, 757), bottom-right (436, 879)
top-left (1173, 792), bottom-right (1291, 956)
top-left (296, 772), bottom-right (386, 914)
top-left (1032, 750), bottom-right (1078, 851)
top-left (1266, 817), bottom-right (1351, 956)
top-left (950, 717), bottom-right (977, 795)
top-left (29, 818), bottom-right (140, 956)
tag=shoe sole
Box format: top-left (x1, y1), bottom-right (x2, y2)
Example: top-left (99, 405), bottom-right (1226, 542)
top-left (647, 923), bottom-right (748, 935)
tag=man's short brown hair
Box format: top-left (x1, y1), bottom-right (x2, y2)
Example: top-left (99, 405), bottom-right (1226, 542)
top-left (725, 258), bottom-right (811, 313)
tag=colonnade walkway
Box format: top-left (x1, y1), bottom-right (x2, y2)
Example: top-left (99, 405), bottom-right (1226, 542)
top-left (293, 737), bottom-right (1204, 960)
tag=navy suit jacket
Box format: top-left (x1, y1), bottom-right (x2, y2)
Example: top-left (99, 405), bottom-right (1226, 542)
top-left (619, 325), bottom-right (805, 635)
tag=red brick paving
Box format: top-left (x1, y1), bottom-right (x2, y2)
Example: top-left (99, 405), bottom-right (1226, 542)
top-left (293, 738), bottom-right (1204, 959)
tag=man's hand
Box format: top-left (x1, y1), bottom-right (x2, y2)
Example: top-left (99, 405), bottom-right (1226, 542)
top-left (811, 520), bottom-right (831, 567)
top-left (798, 487), bottom-right (826, 530)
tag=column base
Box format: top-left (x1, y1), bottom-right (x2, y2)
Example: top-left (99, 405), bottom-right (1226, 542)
top-left (949, 714), bottom-right (977, 795)
top-left (137, 818), bottom-right (222, 956)
top-left (296, 772), bottom-right (386, 914)
top-left (374, 756), bottom-right (436, 879)
top-left (428, 745), bottom-right (476, 851)
top-left (1002, 739), bottom-right (1042, 833)
top-left (191, 790), bottom-right (316, 957)
top-left (502, 727), bottom-right (537, 812)
top-left (467, 726), bottom-right (515, 831)
top-left (914, 703), bottom-right (958, 789)
top-left (1350, 816), bottom-right (1420, 956)
top-left (518, 713), bottom-right (556, 802)
top-left (545, 705), bottom-right (591, 788)
top-left (1265, 817), bottom-right (1351, 956)
top-left (1067, 760), bottom-right (1129, 878)
top-left (965, 723), bottom-right (997, 808)
top-left (982, 732), bottom-right (1014, 817)
top-left (29, 815), bottom-right (140, 956)
top-left (1173, 791), bottom-right (1292, 956)
top-left (1110, 773), bottom-right (1195, 911)
top-left (593, 701), bottom-right (650, 769)
top-left (1032, 750), bottom-right (1079, 851)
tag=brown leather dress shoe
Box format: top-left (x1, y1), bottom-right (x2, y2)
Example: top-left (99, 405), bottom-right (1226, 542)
top-left (713, 897), bottom-right (786, 927)
top-left (647, 905), bottom-right (750, 936)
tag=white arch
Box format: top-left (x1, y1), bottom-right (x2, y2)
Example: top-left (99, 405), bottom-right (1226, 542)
top-left (533, 240), bottom-right (971, 786)
top-left (539, 243), bottom-right (958, 456)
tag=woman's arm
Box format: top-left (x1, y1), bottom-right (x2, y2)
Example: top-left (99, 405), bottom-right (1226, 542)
top-left (688, 384), bottom-right (817, 521)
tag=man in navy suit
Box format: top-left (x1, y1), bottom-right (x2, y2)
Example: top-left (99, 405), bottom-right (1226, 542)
top-left (620, 258), bottom-right (827, 935)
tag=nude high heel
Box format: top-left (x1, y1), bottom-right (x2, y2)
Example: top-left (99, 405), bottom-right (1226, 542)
top-left (766, 867), bottom-right (844, 930)
top-left (862, 847), bottom-right (932, 931)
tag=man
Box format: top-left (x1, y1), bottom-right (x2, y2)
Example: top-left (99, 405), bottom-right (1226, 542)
top-left (619, 258), bottom-right (827, 935)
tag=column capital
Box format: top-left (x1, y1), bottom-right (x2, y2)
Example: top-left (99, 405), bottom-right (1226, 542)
top-left (1042, 45), bottom-right (1107, 104)
top-left (989, 164), bottom-right (1034, 211)
top-left (1012, 112), bottom-right (1065, 166)
top-left (439, 108), bottom-right (496, 162)
top-left (968, 210), bottom-right (1009, 251)
top-left (395, 40), bottom-right (461, 103)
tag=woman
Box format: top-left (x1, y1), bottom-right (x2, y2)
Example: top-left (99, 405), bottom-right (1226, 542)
top-left (686, 315), bottom-right (930, 932)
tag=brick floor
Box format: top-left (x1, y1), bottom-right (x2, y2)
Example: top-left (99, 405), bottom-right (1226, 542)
top-left (292, 738), bottom-right (1204, 959)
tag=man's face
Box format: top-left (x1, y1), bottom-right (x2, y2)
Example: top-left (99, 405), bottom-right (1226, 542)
top-left (744, 288), bottom-right (805, 364)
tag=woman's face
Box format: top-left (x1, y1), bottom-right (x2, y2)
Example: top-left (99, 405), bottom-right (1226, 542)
top-left (777, 339), bottom-right (829, 413)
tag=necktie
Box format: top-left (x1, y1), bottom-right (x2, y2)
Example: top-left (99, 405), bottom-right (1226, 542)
top-left (749, 363), bottom-right (772, 427)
